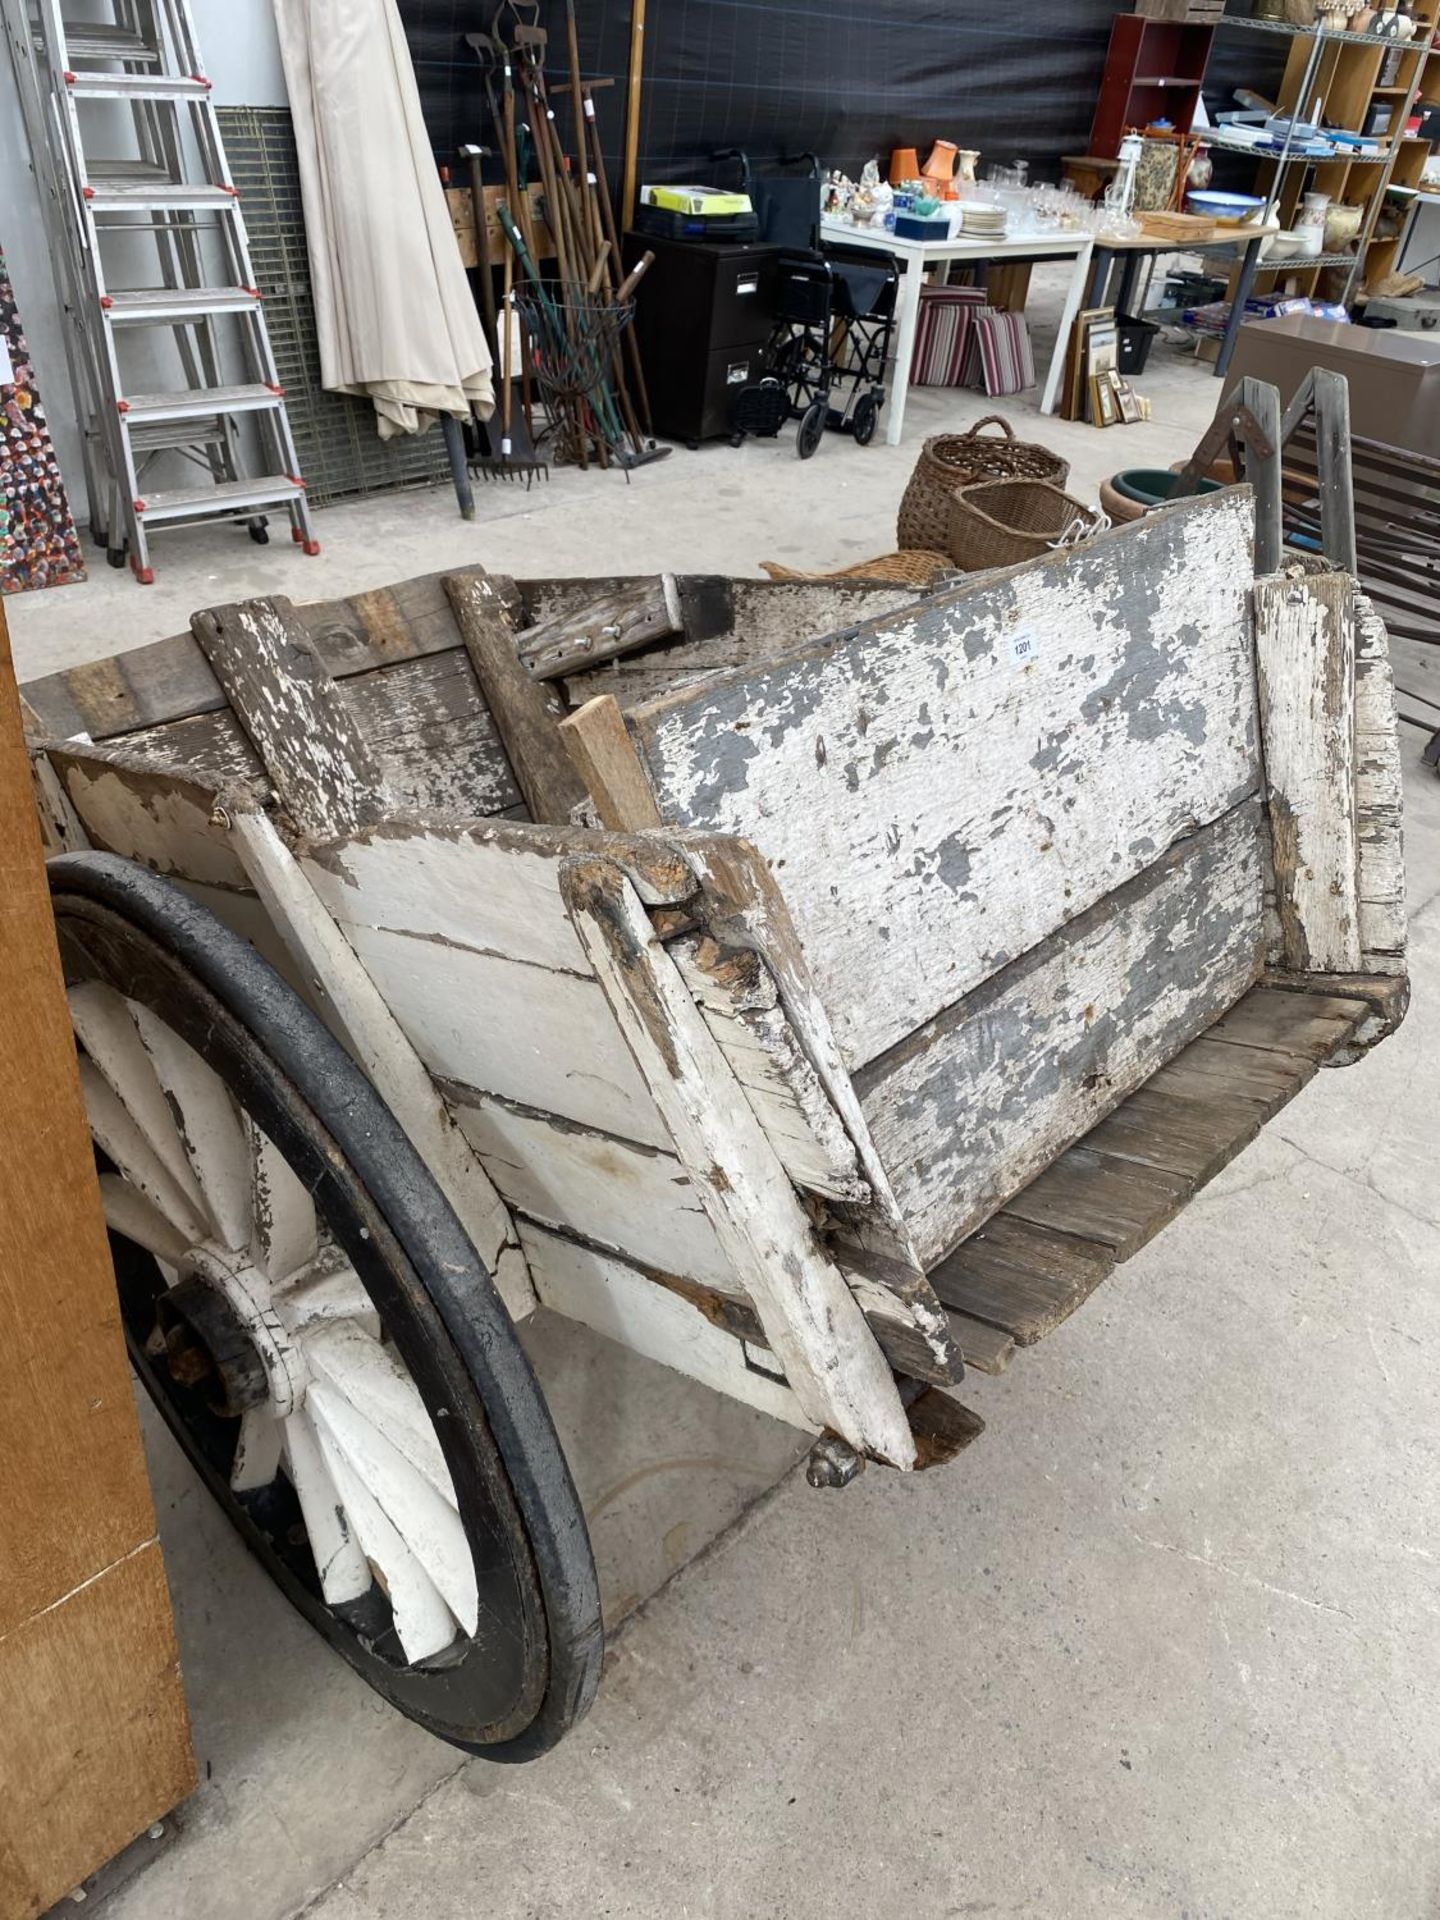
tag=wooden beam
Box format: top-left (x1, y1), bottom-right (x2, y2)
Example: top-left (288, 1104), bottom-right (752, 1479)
top-left (1254, 572), bottom-right (1362, 974)
top-left (518, 576), bottom-right (683, 682)
top-left (562, 855), bottom-right (916, 1468)
top-left (559, 694), bottom-right (663, 831)
top-left (444, 572), bottom-right (588, 826)
top-left (621, 0), bottom-right (647, 233)
top-left (191, 597), bottom-right (389, 841)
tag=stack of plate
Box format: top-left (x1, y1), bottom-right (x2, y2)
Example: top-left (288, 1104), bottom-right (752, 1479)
top-left (961, 203), bottom-right (1008, 239)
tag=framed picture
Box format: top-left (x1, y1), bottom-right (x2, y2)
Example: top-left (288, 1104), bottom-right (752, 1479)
top-left (1113, 374), bottom-right (1143, 426)
top-left (1090, 372), bottom-right (1120, 429)
top-left (1064, 306), bottom-right (1113, 422)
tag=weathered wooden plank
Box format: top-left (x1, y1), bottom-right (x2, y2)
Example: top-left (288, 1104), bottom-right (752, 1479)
top-left (49, 745), bottom-right (253, 890)
top-left (856, 802), bottom-right (1267, 1271)
top-left (1203, 986), bottom-right (1368, 1061)
top-left (1002, 1147), bottom-right (1193, 1260)
top-left (668, 933), bottom-right (870, 1203)
top-left (232, 811), bottom-right (535, 1316)
top-left (943, 1312), bottom-right (1017, 1376)
top-left (672, 833), bottom-right (958, 1379)
top-left (445, 571), bottom-right (587, 826)
top-left (519, 576), bottom-right (683, 681)
top-left (442, 1082), bottom-right (734, 1290)
top-left (519, 1222), bottom-right (813, 1432)
top-left (1145, 1033), bottom-right (1313, 1114)
top-left (191, 598), bottom-right (391, 840)
top-left (342, 650), bottom-right (521, 820)
top-left (1253, 572), bottom-right (1361, 975)
top-left (560, 694), bottom-right (664, 831)
top-left (1354, 595), bottom-right (1407, 972)
top-left (630, 491), bottom-right (1261, 1069)
top-left (562, 855), bottom-right (916, 1467)
top-left (1262, 969), bottom-right (1410, 1061)
top-left (930, 1213), bottom-right (1115, 1347)
top-left (302, 817), bottom-right (695, 971)
top-left (1080, 1083), bottom-right (1268, 1186)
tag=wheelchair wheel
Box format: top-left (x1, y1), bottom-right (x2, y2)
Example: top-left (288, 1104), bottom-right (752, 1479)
top-left (852, 393), bottom-right (880, 448)
top-left (797, 401), bottom-right (827, 460)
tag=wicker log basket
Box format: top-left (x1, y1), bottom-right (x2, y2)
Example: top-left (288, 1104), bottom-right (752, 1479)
top-left (946, 479), bottom-right (1105, 573)
top-left (897, 417), bottom-right (1071, 552)
top-left (760, 550), bottom-right (958, 588)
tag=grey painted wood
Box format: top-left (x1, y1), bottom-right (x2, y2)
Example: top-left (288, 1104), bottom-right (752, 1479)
top-left (855, 802), bottom-right (1267, 1270)
top-left (629, 492), bottom-right (1262, 1071)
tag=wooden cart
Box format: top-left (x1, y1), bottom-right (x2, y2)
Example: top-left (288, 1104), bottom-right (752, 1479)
top-left (22, 488), bottom-right (1407, 1760)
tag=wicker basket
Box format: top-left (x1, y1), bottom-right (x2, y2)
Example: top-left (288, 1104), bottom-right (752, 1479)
top-left (947, 479), bottom-right (1103, 572)
top-left (897, 417), bottom-right (1070, 552)
top-left (760, 550), bottom-right (957, 588)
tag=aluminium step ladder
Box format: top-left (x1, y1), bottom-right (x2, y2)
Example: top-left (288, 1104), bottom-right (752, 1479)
top-left (2, 0), bottom-right (319, 581)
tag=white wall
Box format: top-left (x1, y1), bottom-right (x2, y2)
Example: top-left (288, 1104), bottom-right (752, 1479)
top-left (0, 0), bottom-right (291, 522)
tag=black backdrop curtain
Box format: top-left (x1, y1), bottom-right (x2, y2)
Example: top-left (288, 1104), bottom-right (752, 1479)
top-left (398, 2), bottom-right (1276, 189)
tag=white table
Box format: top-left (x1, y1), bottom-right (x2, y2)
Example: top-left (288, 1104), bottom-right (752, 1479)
top-left (820, 217), bottom-right (1096, 445)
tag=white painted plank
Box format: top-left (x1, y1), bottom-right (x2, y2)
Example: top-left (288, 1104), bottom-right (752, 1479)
top-left (231, 810), bottom-right (536, 1319)
top-left (521, 1223), bottom-right (811, 1432)
top-left (231, 1409), bottom-right (284, 1492)
top-left (447, 1089), bottom-right (735, 1290)
top-left (632, 492), bottom-right (1262, 1069)
top-left (302, 819), bottom-right (695, 973)
top-left (53, 750), bottom-right (252, 890)
top-left (564, 858), bottom-right (915, 1468)
top-left (331, 917), bottom-right (672, 1151)
top-left (858, 803), bottom-right (1267, 1270)
top-left (1354, 595), bottom-right (1407, 971)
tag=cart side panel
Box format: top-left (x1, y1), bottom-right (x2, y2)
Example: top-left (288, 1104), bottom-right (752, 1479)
top-left (628, 489), bottom-right (1262, 1073)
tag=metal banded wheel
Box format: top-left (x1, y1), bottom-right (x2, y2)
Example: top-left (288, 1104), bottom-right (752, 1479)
top-left (51, 853), bottom-right (601, 1760)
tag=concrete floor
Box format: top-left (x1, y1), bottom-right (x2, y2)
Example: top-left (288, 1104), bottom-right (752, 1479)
top-left (14, 284), bottom-right (1440, 1920)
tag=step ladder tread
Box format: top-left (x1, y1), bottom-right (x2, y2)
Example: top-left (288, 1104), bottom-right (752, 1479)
top-left (138, 475), bottom-right (303, 520)
top-left (105, 286), bottom-right (260, 318)
top-left (59, 21), bottom-right (161, 63)
top-left (125, 383), bottom-right (283, 417)
top-left (88, 181), bottom-right (236, 209)
top-left (69, 74), bottom-right (212, 100)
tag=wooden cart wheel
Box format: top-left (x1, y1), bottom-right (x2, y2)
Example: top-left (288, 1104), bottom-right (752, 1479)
top-left (50, 853), bottom-right (601, 1760)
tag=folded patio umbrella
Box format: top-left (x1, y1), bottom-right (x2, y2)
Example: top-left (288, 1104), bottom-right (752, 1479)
top-left (273, 0), bottom-right (494, 437)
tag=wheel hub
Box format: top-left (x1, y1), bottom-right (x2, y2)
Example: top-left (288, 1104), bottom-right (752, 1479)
top-left (158, 1245), bottom-right (307, 1418)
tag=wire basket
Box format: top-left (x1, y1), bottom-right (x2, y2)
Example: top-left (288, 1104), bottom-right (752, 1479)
top-left (513, 289), bottom-right (635, 449)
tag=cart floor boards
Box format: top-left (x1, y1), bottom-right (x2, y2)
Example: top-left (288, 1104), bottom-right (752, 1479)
top-left (934, 984), bottom-right (1370, 1375)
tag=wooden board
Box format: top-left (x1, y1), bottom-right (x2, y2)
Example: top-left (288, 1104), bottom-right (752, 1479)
top-left (929, 979), bottom-right (1369, 1347)
top-left (1253, 573), bottom-right (1360, 975)
top-left (0, 603), bottom-right (193, 1915)
top-left (855, 802), bottom-right (1267, 1270)
top-left (629, 491), bottom-right (1262, 1070)
top-left (1354, 594), bottom-right (1407, 974)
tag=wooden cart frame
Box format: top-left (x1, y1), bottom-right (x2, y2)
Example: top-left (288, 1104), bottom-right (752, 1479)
top-left (24, 487), bottom-right (1408, 1756)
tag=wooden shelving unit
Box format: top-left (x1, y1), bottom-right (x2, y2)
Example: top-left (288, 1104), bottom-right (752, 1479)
top-left (1090, 15), bottom-right (1218, 157)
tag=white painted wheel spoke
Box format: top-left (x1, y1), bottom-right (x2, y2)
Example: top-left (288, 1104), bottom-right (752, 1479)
top-left (79, 1058), bottom-right (209, 1245)
top-left (309, 1379), bottom-right (478, 1637)
top-left (231, 1408), bottom-right (283, 1492)
top-left (246, 1119), bottom-right (318, 1286)
top-left (305, 1321), bottom-right (454, 1505)
top-left (312, 1407), bottom-right (460, 1661)
top-left (281, 1408), bottom-right (372, 1606)
top-left (97, 1171), bottom-right (191, 1266)
top-left (281, 1265), bottom-right (380, 1337)
top-left (70, 983), bottom-right (210, 1226)
top-left (129, 1004), bottom-right (252, 1251)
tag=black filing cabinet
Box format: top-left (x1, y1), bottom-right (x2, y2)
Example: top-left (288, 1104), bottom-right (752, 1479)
top-left (624, 234), bottom-right (780, 446)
